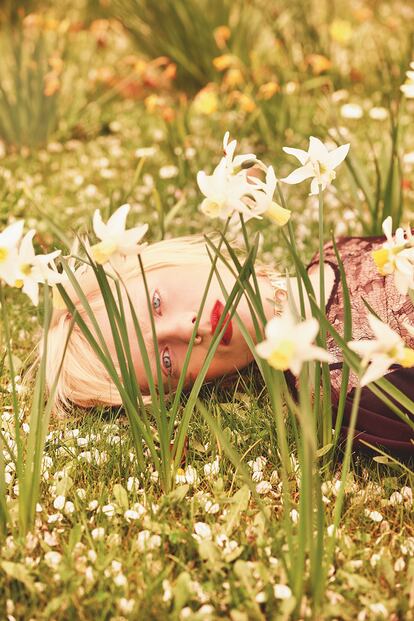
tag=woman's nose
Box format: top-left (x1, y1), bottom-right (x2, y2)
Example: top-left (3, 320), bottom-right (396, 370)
top-left (157, 313), bottom-right (206, 343)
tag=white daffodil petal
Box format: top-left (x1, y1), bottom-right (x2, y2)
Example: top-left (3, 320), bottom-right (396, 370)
top-left (0, 220), bottom-right (24, 247)
top-left (295, 317), bottom-right (320, 345)
top-left (18, 230), bottom-right (36, 262)
top-left (367, 313), bottom-right (401, 348)
top-left (281, 163), bottom-right (314, 185)
top-left (348, 339), bottom-right (379, 359)
top-left (93, 209), bottom-right (107, 241)
top-left (360, 354), bottom-right (393, 387)
top-left (107, 204), bottom-right (130, 236)
top-left (382, 216), bottom-right (393, 242)
top-left (22, 279), bottom-right (39, 306)
top-left (309, 177), bottom-right (321, 195)
top-left (308, 136), bottom-right (330, 162)
top-left (328, 143), bottom-right (350, 169)
top-left (283, 147), bottom-right (309, 165)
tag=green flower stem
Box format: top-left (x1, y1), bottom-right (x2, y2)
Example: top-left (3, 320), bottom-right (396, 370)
top-left (321, 384), bottom-right (362, 596)
top-left (0, 283), bottom-right (24, 487)
top-left (318, 186), bottom-right (332, 450)
top-left (277, 181), bottom-right (306, 320)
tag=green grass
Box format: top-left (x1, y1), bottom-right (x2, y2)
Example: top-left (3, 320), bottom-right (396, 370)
top-left (1, 0), bottom-right (414, 618)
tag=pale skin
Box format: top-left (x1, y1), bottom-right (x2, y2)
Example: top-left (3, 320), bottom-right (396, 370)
top-left (95, 261), bottom-right (335, 395)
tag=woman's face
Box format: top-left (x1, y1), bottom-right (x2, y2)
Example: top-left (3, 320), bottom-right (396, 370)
top-left (100, 261), bottom-right (274, 394)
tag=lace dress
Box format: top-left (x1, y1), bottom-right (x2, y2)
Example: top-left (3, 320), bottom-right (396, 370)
top-left (307, 236), bottom-right (414, 458)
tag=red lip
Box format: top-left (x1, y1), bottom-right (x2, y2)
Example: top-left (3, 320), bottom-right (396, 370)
top-left (210, 300), bottom-right (233, 345)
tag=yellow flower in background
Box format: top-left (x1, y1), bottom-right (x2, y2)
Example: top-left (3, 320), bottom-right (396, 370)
top-left (330, 19), bottom-right (353, 44)
top-left (223, 68), bottom-right (244, 88)
top-left (306, 54), bottom-right (332, 75)
top-left (213, 25), bottom-right (231, 49)
top-left (193, 86), bottom-right (219, 115)
top-left (213, 54), bottom-right (237, 72)
top-left (238, 93), bottom-right (256, 113)
top-left (44, 72), bottom-right (60, 97)
top-left (258, 82), bottom-right (279, 100)
top-left (144, 94), bottom-right (164, 113)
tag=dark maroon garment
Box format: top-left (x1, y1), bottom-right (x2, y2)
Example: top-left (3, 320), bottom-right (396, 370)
top-left (307, 236), bottom-right (414, 459)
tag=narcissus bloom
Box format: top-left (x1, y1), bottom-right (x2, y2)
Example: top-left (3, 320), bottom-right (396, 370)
top-left (91, 203), bottom-right (148, 265)
top-left (14, 230), bottom-right (63, 305)
top-left (281, 136), bottom-right (350, 195)
top-left (197, 157), bottom-right (253, 220)
top-left (256, 305), bottom-right (332, 376)
top-left (0, 220), bottom-right (24, 286)
top-left (197, 132), bottom-right (256, 220)
top-left (371, 216), bottom-right (414, 295)
top-left (348, 313), bottom-right (414, 387)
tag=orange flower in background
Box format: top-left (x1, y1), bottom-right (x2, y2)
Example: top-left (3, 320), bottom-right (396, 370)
top-left (227, 91), bottom-right (256, 113)
top-left (48, 56), bottom-right (64, 75)
top-left (258, 82), bottom-right (279, 100)
top-left (213, 54), bottom-right (238, 72)
top-left (330, 19), bottom-right (353, 44)
top-left (44, 72), bottom-right (60, 97)
top-left (193, 85), bottom-right (219, 115)
top-left (144, 94), bottom-right (165, 113)
top-left (223, 68), bottom-right (244, 88)
top-left (306, 54), bottom-right (332, 75)
top-left (213, 25), bottom-right (231, 49)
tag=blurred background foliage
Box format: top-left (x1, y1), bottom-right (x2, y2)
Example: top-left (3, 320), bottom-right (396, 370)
top-left (0, 0), bottom-right (412, 241)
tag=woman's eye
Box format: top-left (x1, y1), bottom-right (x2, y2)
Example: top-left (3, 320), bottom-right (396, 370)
top-left (162, 349), bottom-right (173, 374)
top-left (152, 290), bottom-right (161, 314)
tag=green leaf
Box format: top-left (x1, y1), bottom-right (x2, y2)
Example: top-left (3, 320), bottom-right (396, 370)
top-left (316, 443), bottom-right (333, 458)
top-left (55, 476), bottom-right (73, 497)
top-left (173, 571), bottom-right (192, 612)
top-left (1, 561), bottom-right (35, 592)
top-left (113, 483), bottom-right (129, 511)
top-left (166, 484), bottom-right (189, 503)
top-left (198, 540), bottom-right (221, 564)
top-left (225, 485), bottom-right (250, 536)
top-left (68, 524), bottom-right (83, 553)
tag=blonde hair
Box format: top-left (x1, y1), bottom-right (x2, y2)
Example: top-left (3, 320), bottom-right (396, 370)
top-left (43, 235), bottom-right (227, 416)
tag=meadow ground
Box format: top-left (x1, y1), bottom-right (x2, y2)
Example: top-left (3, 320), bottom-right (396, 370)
top-left (0, 1), bottom-right (414, 619)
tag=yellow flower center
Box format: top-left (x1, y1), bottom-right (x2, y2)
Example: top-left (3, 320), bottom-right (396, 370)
top-left (20, 263), bottom-right (32, 276)
top-left (372, 246), bottom-right (405, 275)
top-left (91, 240), bottom-right (117, 265)
top-left (398, 347), bottom-right (414, 368)
top-left (203, 200), bottom-right (222, 218)
top-left (14, 279), bottom-right (24, 288)
top-left (0, 247), bottom-right (8, 263)
top-left (267, 340), bottom-right (295, 371)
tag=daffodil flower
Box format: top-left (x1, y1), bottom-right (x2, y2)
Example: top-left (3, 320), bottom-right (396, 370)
top-left (256, 305), bottom-right (332, 376)
top-left (371, 216), bottom-right (414, 295)
top-left (348, 313), bottom-right (414, 387)
top-left (91, 204), bottom-right (148, 265)
top-left (248, 166), bottom-right (291, 226)
top-left (197, 155), bottom-right (253, 221)
top-left (14, 230), bottom-right (63, 306)
top-left (0, 220), bottom-right (24, 286)
top-left (222, 131), bottom-right (256, 173)
top-left (281, 136), bottom-right (350, 195)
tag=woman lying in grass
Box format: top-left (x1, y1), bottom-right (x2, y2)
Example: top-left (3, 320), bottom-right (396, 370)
top-left (44, 135), bottom-right (414, 458)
